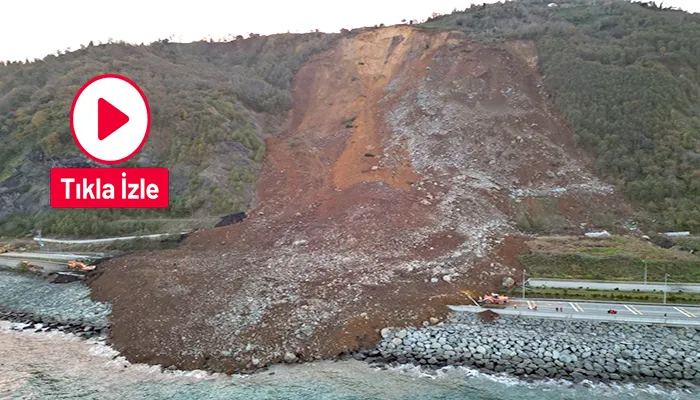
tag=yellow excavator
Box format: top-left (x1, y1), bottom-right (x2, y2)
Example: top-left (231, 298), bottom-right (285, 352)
top-left (0, 244), bottom-right (12, 254)
top-left (461, 290), bottom-right (509, 309)
top-left (67, 261), bottom-right (96, 271)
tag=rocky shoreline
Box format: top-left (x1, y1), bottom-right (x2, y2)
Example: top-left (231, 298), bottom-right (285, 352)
top-left (0, 307), bottom-right (108, 338)
top-left (2, 268), bottom-right (699, 390)
top-left (372, 312), bottom-right (700, 388)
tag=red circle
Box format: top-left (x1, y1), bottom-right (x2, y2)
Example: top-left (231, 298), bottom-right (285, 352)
top-left (69, 74), bottom-right (151, 165)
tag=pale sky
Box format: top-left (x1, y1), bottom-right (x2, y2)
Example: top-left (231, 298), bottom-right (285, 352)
top-left (1, 0), bottom-right (698, 62)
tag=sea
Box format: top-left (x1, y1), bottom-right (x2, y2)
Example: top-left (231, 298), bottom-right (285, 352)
top-left (0, 321), bottom-right (694, 400)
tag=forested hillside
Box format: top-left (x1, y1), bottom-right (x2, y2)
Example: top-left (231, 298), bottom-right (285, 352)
top-left (0, 33), bottom-right (337, 236)
top-left (423, 0), bottom-right (700, 232)
top-left (1, 0), bottom-right (699, 237)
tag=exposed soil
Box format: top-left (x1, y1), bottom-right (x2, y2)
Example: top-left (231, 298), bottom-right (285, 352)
top-left (90, 27), bottom-right (634, 372)
top-left (476, 310), bottom-right (500, 323)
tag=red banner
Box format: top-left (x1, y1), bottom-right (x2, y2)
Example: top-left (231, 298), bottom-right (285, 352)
top-left (50, 168), bottom-right (169, 208)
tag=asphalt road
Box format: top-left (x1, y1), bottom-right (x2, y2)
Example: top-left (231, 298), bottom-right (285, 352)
top-left (0, 256), bottom-right (66, 273)
top-left (450, 298), bottom-right (700, 327)
top-left (509, 298), bottom-right (700, 319)
top-left (0, 252), bottom-right (103, 262)
top-left (529, 278), bottom-right (700, 293)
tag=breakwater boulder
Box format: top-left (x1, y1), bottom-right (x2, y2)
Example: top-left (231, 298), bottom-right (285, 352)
top-left (375, 312), bottom-right (700, 387)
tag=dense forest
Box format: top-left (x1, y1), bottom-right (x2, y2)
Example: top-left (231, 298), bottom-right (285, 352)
top-left (0, 33), bottom-right (337, 236)
top-left (423, 0), bottom-right (700, 232)
top-left (1, 0), bottom-right (699, 236)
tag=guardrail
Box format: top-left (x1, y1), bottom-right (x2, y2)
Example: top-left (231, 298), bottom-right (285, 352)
top-left (33, 232), bottom-right (189, 245)
top-left (448, 305), bottom-right (700, 327)
top-left (528, 279), bottom-right (700, 293)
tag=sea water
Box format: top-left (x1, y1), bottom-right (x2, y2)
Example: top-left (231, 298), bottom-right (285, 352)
top-left (0, 321), bottom-right (694, 400)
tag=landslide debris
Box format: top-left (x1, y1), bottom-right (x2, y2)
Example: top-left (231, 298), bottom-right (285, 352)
top-left (90, 26), bottom-right (632, 372)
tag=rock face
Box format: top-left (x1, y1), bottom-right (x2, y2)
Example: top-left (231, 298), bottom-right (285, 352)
top-left (375, 313), bottom-right (700, 386)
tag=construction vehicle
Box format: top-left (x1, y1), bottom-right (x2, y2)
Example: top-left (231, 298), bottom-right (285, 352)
top-left (460, 290), bottom-right (510, 309)
top-left (67, 261), bottom-right (96, 272)
top-left (476, 293), bottom-right (509, 309)
top-left (0, 244), bottom-right (12, 254)
top-left (19, 260), bottom-right (43, 272)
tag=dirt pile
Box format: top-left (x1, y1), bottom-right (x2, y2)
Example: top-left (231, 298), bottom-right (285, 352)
top-left (90, 26), bottom-right (632, 372)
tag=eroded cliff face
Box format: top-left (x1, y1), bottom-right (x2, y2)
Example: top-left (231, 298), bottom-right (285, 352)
top-left (90, 27), bottom-right (632, 371)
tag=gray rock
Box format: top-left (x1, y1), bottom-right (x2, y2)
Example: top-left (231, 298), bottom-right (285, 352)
top-left (284, 352), bottom-right (298, 363)
top-left (353, 353), bottom-right (367, 361)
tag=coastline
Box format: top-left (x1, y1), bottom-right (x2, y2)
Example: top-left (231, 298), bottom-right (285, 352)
top-left (371, 311), bottom-right (700, 389)
top-left (1, 318), bottom-right (697, 400)
top-left (1, 269), bottom-right (698, 391)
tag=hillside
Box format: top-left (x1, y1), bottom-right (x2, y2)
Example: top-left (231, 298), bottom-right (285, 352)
top-left (423, 0), bottom-right (700, 232)
top-left (0, 33), bottom-right (337, 236)
top-left (0, 0), bottom-right (699, 373)
top-left (1, 1), bottom-right (699, 237)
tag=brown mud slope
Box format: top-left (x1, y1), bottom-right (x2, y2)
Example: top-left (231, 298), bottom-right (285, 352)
top-left (90, 27), bottom-right (633, 371)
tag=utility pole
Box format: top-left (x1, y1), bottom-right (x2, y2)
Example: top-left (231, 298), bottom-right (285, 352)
top-left (522, 269), bottom-right (526, 300)
top-left (664, 274), bottom-right (669, 305)
top-left (643, 260), bottom-right (647, 287)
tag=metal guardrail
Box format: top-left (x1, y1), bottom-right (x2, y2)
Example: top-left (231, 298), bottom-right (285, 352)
top-left (528, 279), bottom-right (700, 293)
top-left (529, 278), bottom-right (700, 286)
top-left (448, 305), bottom-right (700, 327)
top-left (32, 232), bottom-right (189, 245)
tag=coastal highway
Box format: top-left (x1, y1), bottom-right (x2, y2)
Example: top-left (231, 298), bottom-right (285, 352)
top-left (449, 299), bottom-right (700, 327)
top-left (510, 299), bottom-right (700, 318)
top-left (528, 278), bottom-right (700, 293)
top-left (0, 256), bottom-right (66, 273)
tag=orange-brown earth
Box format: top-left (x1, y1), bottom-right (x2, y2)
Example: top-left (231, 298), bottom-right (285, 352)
top-left (90, 27), bottom-right (633, 372)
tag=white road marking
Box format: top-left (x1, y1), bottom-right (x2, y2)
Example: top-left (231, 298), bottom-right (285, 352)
top-left (678, 307), bottom-right (696, 318)
top-left (569, 302), bottom-right (579, 312)
top-left (624, 305), bottom-right (638, 315)
top-left (575, 303), bottom-right (584, 312)
top-left (674, 307), bottom-right (693, 318)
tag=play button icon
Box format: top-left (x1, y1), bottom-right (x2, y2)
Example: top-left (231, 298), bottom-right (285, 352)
top-left (98, 98), bottom-right (130, 141)
top-left (71, 74), bottom-right (151, 164)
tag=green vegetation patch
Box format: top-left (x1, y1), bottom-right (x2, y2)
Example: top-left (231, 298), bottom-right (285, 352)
top-left (673, 236), bottom-right (700, 253)
top-left (521, 252), bottom-right (700, 282)
top-left (0, 33), bottom-right (339, 236)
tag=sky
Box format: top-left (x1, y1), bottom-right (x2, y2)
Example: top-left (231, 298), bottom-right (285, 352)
top-left (1, 0), bottom-right (699, 62)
